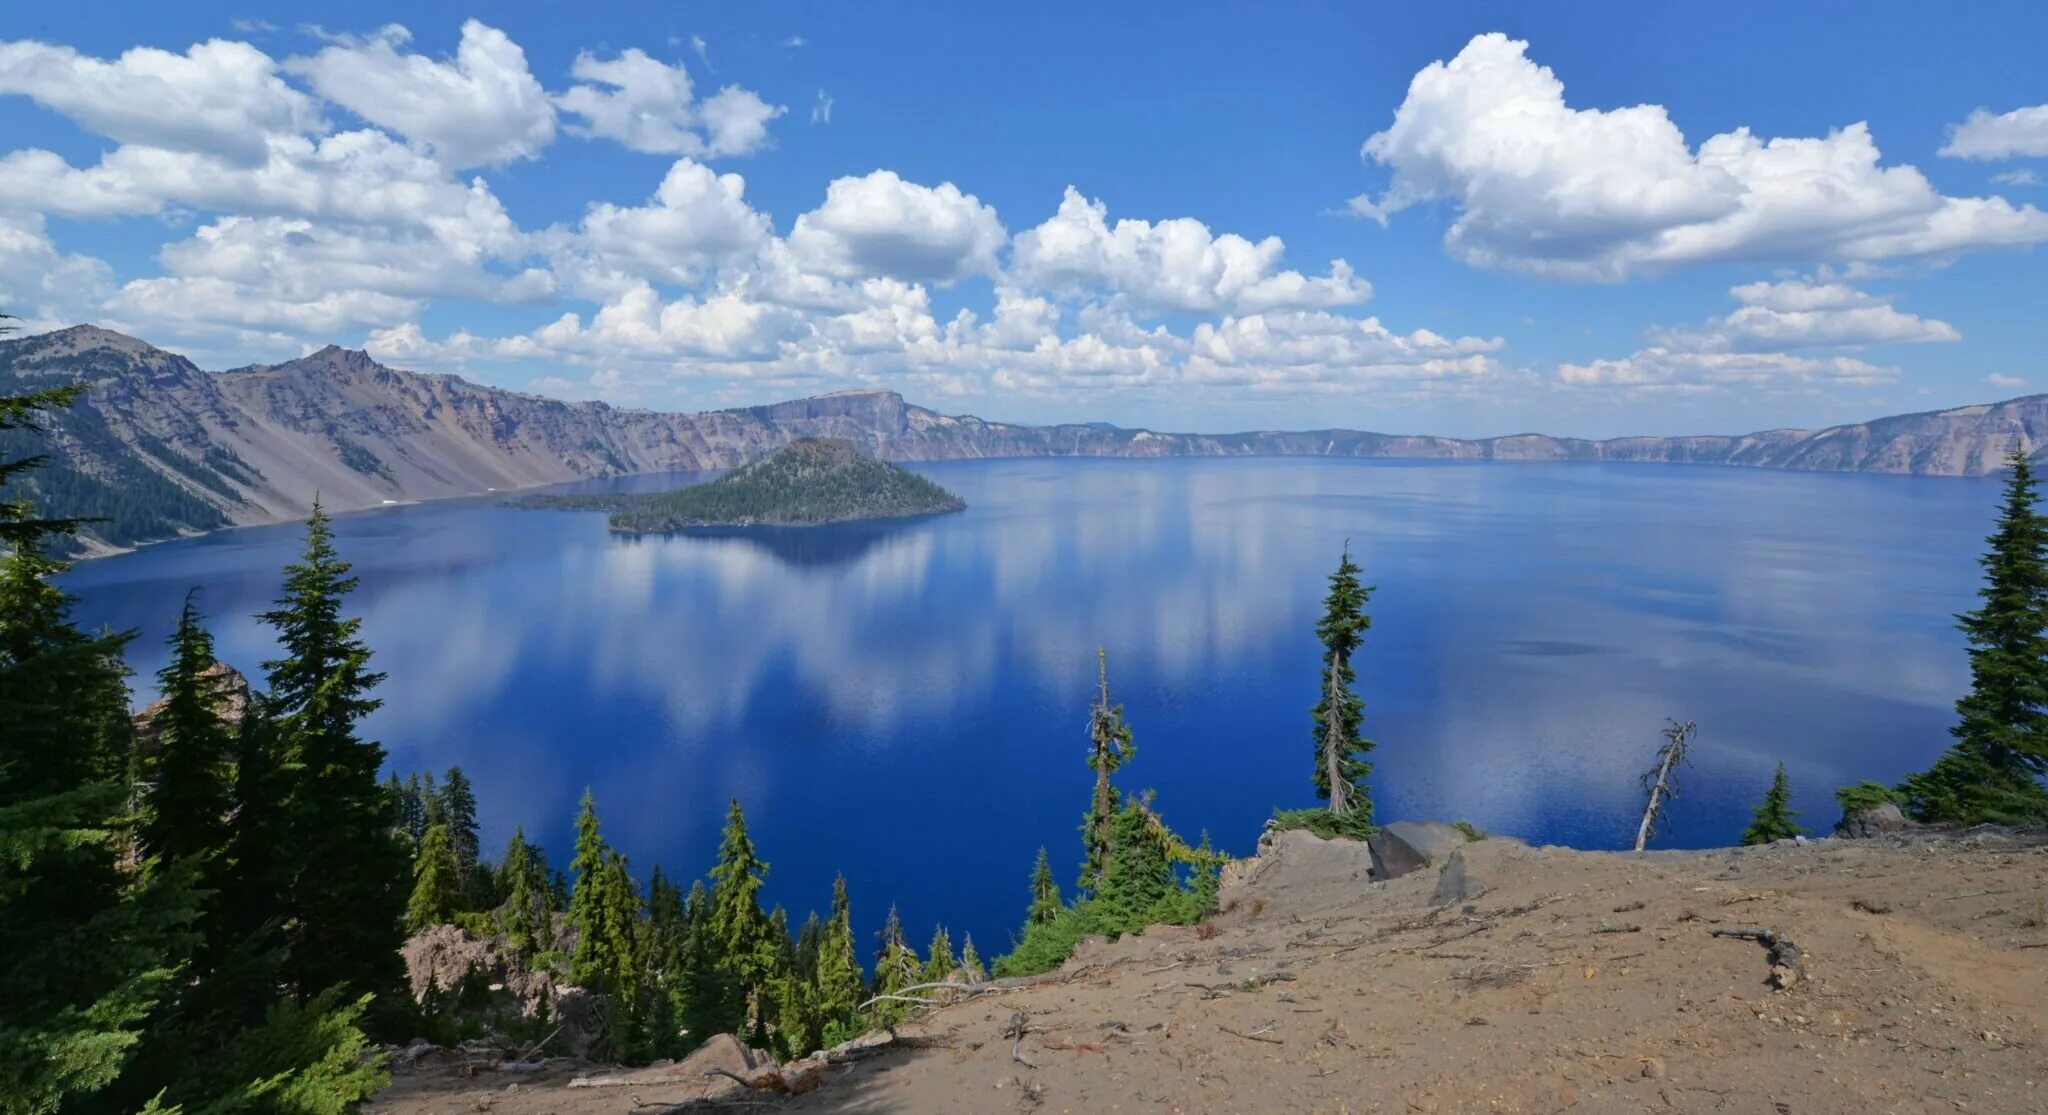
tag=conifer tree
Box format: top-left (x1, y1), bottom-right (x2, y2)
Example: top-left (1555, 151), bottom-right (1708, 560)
top-left (260, 501), bottom-right (407, 1010)
top-left (0, 378), bottom-right (200, 1115)
top-left (1027, 846), bottom-right (1061, 925)
top-left (405, 822), bottom-right (461, 931)
top-left (1311, 545), bottom-right (1374, 818)
top-left (868, 904), bottom-right (922, 1027)
top-left (924, 925), bottom-right (956, 984)
top-left (709, 799), bottom-right (775, 1039)
top-left (677, 879), bottom-right (733, 1046)
top-left (959, 935), bottom-right (986, 982)
top-left (497, 827), bottom-right (554, 960)
top-left (436, 767), bottom-right (481, 904)
top-left (142, 592), bottom-right (236, 868)
top-left (1081, 649), bottom-right (1136, 892)
top-left (1899, 448), bottom-right (2048, 823)
top-left (811, 876), bottom-right (863, 1045)
top-left (567, 791), bottom-right (643, 994)
top-left (793, 910), bottom-right (823, 984)
top-left (1094, 803), bottom-right (1178, 937)
top-left (1740, 763), bottom-right (1806, 845)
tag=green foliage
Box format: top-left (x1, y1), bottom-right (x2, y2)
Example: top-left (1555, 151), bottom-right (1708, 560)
top-left (168, 989), bottom-right (386, 1115)
top-left (530, 438), bottom-right (966, 529)
top-left (959, 935), bottom-right (986, 982)
top-left (140, 593), bottom-right (235, 868)
top-left (1900, 449), bottom-right (2048, 824)
top-left (436, 767), bottom-right (481, 903)
top-left (1452, 821), bottom-right (1488, 842)
top-left (1834, 781), bottom-right (1901, 816)
top-left (1739, 763), bottom-right (1806, 845)
top-left (1080, 649), bottom-right (1135, 893)
top-left (1027, 847), bottom-right (1061, 926)
top-left (566, 792), bottom-right (644, 997)
top-left (808, 875), bottom-right (863, 1049)
top-left (1311, 545), bottom-right (1375, 818)
top-left (867, 905), bottom-right (922, 1028)
top-left (1270, 806), bottom-right (1376, 842)
top-left (496, 827), bottom-right (554, 960)
top-left (709, 799), bottom-right (776, 1042)
top-left (260, 502), bottom-right (407, 1013)
top-left (992, 902), bottom-right (1097, 979)
top-left (404, 823), bottom-right (461, 932)
top-left (923, 925), bottom-right (955, 984)
top-left (0, 377), bottom-right (200, 1115)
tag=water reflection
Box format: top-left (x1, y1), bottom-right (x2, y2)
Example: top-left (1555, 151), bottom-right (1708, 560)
top-left (59, 458), bottom-right (1996, 953)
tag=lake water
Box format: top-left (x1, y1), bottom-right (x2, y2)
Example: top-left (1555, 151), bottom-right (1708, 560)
top-left (61, 457), bottom-right (1998, 956)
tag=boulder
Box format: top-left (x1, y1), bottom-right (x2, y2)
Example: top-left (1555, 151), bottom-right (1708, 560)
top-left (1835, 801), bottom-right (1912, 839)
top-left (1368, 821), bottom-right (1470, 881)
top-left (1430, 847), bottom-right (1486, 906)
top-left (680, 1033), bottom-right (774, 1087)
top-left (400, 924), bottom-right (599, 1056)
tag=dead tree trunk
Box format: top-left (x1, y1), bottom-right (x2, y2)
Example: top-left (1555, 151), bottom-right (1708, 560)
top-left (1633, 719), bottom-right (1695, 852)
top-left (1323, 657), bottom-right (1352, 815)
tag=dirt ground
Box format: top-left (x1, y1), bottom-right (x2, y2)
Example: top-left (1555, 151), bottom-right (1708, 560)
top-left (373, 827), bottom-right (2048, 1114)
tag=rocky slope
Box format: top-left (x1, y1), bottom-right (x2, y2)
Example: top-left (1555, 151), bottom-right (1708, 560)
top-left (371, 825), bottom-right (2048, 1114)
top-left (7, 324), bottom-right (2047, 553)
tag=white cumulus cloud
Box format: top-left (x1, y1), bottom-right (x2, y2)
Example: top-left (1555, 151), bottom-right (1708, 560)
top-left (286, 21), bottom-right (555, 169)
top-left (786, 171), bottom-right (1005, 284)
top-left (556, 49), bottom-right (783, 157)
top-left (1941, 105), bottom-right (2048, 161)
top-left (1353, 33), bottom-right (2048, 279)
top-left (1651, 280), bottom-right (1960, 353)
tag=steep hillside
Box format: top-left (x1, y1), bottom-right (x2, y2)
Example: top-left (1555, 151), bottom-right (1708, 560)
top-left (371, 827), bottom-right (2048, 1114)
top-left (7, 324), bottom-right (2047, 554)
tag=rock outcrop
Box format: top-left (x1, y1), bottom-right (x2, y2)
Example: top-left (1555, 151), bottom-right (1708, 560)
top-left (1836, 800), bottom-right (1915, 839)
top-left (1367, 821), bottom-right (1471, 881)
top-left (131, 662), bottom-right (251, 753)
top-left (400, 924), bottom-right (598, 1056)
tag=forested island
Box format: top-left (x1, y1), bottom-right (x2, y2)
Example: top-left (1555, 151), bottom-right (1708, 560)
top-left (523, 437), bottom-right (966, 530)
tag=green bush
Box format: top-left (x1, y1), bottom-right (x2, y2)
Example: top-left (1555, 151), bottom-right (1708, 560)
top-left (1452, 821), bottom-right (1488, 842)
top-left (1833, 780), bottom-right (1900, 816)
top-left (1270, 807), bottom-right (1376, 842)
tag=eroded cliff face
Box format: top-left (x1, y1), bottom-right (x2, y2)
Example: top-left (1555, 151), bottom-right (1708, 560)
top-left (6, 324), bottom-right (2045, 552)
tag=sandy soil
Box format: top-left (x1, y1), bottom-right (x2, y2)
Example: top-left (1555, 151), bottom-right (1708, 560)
top-left (372, 827), bottom-right (2048, 1114)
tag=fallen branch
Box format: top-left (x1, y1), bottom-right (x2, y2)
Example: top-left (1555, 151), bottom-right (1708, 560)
top-left (1006, 1011), bottom-right (1037, 1069)
top-left (856, 981), bottom-right (1017, 1011)
top-left (1710, 926), bottom-right (1804, 990)
top-left (1219, 1025), bottom-right (1284, 1045)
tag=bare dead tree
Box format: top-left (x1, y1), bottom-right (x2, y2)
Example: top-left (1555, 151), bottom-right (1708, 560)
top-left (1322, 657), bottom-right (1353, 815)
top-left (1633, 719), bottom-right (1696, 851)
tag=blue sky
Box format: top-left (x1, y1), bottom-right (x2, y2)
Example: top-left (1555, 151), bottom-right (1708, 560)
top-left (2, 1), bottom-right (2045, 437)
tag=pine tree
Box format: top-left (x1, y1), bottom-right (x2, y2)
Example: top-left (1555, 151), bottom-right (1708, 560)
top-left (1081, 649), bottom-right (1136, 892)
top-left (497, 827), bottom-right (553, 960)
top-left (959, 935), bottom-right (986, 982)
top-left (677, 879), bottom-right (732, 1047)
top-left (260, 502), bottom-right (407, 1011)
top-left (709, 799), bottom-right (774, 1041)
top-left (1093, 803), bottom-right (1178, 937)
top-left (437, 766), bottom-right (481, 905)
top-left (1027, 846), bottom-right (1061, 925)
top-left (405, 822), bottom-right (461, 931)
top-left (567, 791), bottom-right (643, 995)
top-left (923, 925), bottom-right (956, 984)
top-left (868, 905), bottom-right (922, 1027)
top-left (1900, 448), bottom-right (2048, 824)
top-left (811, 876), bottom-right (863, 1046)
top-left (0, 379), bottom-right (198, 1114)
top-left (1740, 763), bottom-right (1806, 845)
top-left (140, 592), bottom-right (234, 866)
top-left (1311, 545), bottom-right (1374, 818)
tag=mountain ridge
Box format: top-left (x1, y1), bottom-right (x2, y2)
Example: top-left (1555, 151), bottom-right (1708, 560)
top-left (5, 324), bottom-right (2044, 554)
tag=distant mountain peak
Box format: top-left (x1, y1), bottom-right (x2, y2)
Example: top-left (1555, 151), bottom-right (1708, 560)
top-left (25, 323), bottom-right (163, 356)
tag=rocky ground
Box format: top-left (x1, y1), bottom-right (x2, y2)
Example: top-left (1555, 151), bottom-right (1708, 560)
top-left (372, 826), bottom-right (2048, 1114)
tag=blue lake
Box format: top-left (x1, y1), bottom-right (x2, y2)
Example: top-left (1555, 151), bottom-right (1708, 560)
top-left (61, 457), bottom-right (1998, 957)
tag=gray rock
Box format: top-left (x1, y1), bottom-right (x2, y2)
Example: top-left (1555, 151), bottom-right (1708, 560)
top-left (1368, 821), bottom-right (1470, 881)
top-left (1835, 801), bottom-right (1912, 839)
top-left (1430, 847), bottom-right (1486, 906)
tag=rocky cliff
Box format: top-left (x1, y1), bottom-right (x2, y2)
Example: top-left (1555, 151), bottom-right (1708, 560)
top-left (5, 324), bottom-right (2045, 553)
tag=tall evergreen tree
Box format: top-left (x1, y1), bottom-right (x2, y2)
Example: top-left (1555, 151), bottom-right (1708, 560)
top-left (868, 905), bottom-right (921, 1027)
top-left (811, 876), bottom-right (863, 1046)
top-left (567, 791), bottom-right (642, 994)
top-left (1900, 448), bottom-right (2048, 823)
top-left (1093, 803), bottom-right (1178, 937)
top-left (1311, 545), bottom-right (1374, 818)
top-left (404, 823), bottom-right (461, 931)
top-left (260, 502), bottom-right (407, 1011)
top-left (676, 879), bottom-right (732, 1047)
top-left (1740, 763), bottom-right (1806, 845)
top-left (436, 767), bottom-right (481, 903)
top-left (0, 375), bottom-right (201, 1115)
top-left (1080, 649), bottom-right (1136, 892)
top-left (1027, 846), bottom-right (1061, 926)
top-left (709, 799), bottom-right (775, 1041)
top-left (959, 935), bottom-right (986, 982)
top-left (497, 827), bottom-right (554, 960)
top-left (140, 592), bottom-right (234, 866)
